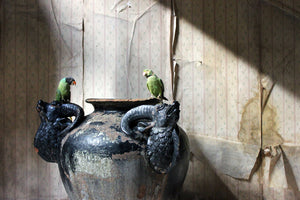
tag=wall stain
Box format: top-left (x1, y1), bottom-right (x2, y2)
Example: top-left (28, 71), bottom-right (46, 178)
top-left (238, 93), bottom-right (284, 148)
top-left (262, 103), bottom-right (284, 148)
top-left (238, 94), bottom-right (261, 145)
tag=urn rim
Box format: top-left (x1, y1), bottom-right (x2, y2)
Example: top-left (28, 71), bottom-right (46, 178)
top-left (85, 98), bottom-right (160, 111)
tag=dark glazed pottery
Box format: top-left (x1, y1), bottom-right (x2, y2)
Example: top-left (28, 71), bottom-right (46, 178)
top-left (34, 98), bottom-right (190, 200)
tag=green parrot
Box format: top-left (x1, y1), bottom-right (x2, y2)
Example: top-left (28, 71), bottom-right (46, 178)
top-left (143, 69), bottom-right (168, 101)
top-left (55, 77), bottom-right (76, 102)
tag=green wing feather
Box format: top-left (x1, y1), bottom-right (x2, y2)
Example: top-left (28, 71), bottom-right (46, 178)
top-left (159, 78), bottom-right (164, 97)
top-left (147, 75), bottom-right (163, 98)
top-left (55, 78), bottom-right (71, 102)
top-left (55, 89), bottom-right (62, 101)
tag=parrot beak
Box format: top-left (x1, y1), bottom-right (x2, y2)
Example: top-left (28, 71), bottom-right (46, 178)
top-left (143, 71), bottom-right (147, 77)
top-left (34, 147), bottom-right (39, 153)
top-left (72, 80), bottom-right (76, 85)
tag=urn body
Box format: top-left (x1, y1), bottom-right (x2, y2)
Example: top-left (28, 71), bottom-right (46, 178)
top-left (37, 99), bottom-right (190, 200)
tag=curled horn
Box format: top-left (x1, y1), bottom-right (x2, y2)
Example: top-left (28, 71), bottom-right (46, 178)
top-left (121, 105), bottom-right (155, 140)
top-left (58, 103), bottom-right (84, 135)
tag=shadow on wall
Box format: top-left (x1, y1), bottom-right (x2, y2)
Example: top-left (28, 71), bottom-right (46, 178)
top-left (158, 0), bottom-right (300, 98)
top-left (0, 0), bottom-right (61, 199)
top-left (179, 155), bottom-right (238, 200)
top-left (157, 0), bottom-right (300, 199)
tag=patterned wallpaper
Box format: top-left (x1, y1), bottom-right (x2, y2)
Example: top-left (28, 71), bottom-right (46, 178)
top-left (0, 0), bottom-right (299, 199)
top-left (83, 0), bottom-right (171, 113)
top-left (176, 0), bottom-right (300, 199)
top-left (1, 0), bottom-right (82, 199)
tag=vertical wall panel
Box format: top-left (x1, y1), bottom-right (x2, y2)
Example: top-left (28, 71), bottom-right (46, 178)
top-left (3, 1), bottom-right (17, 198)
top-left (215, 0), bottom-right (226, 138)
top-left (191, 0), bottom-right (205, 137)
top-left (177, 0), bottom-right (194, 133)
top-left (237, 0), bottom-right (252, 136)
top-left (214, 0), bottom-right (228, 137)
top-left (15, 3), bottom-right (27, 195)
top-left (226, 0), bottom-right (238, 141)
top-left (203, 0), bottom-right (216, 137)
top-left (0, 1), bottom-right (5, 198)
top-left (35, 1), bottom-right (50, 199)
top-left (295, 2), bottom-right (300, 146)
top-left (282, 5), bottom-right (295, 143)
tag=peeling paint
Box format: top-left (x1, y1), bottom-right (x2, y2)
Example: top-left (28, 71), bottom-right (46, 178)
top-left (74, 154), bottom-right (115, 178)
top-left (112, 151), bottom-right (141, 160)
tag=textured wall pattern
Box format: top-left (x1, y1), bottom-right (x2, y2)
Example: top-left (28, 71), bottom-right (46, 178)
top-left (0, 0), bottom-right (300, 199)
top-left (176, 0), bottom-right (300, 199)
top-left (0, 0), bottom-right (81, 199)
top-left (83, 0), bottom-right (171, 113)
top-left (175, 0), bottom-right (262, 199)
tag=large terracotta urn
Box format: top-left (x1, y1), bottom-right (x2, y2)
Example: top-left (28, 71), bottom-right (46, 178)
top-left (34, 98), bottom-right (190, 200)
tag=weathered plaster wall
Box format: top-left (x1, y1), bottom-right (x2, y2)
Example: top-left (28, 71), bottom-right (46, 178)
top-left (176, 0), bottom-right (300, 199)
top-left (174, 0), bottom-right (262, 198)
top-left (260, 0), bottom-right (300, 198)
top-left (0, 0), bottom-right (299, 199)
top-left (0, 0), bottom-right (81, 199)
